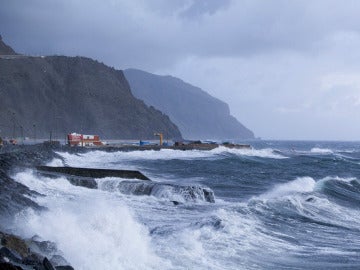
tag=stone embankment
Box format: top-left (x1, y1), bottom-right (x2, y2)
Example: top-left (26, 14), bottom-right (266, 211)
top-left (0, 232), bottom-right (74, 270)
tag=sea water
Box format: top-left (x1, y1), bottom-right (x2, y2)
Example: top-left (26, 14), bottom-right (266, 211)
top-left (11, 141), bottom-right (360, 269)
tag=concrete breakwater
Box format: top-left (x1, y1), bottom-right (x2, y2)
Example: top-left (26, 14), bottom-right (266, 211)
top-left (35, 165), bottom-right (215, 203)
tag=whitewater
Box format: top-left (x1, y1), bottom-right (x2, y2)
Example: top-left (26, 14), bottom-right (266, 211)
top-left (5, 141), bottom-right (360, 269)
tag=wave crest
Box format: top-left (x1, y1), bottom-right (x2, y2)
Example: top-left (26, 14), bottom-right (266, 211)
top-left (259, 177), bottom-right (316, 200)
top-left (310, 148), bottom-right (334, 154)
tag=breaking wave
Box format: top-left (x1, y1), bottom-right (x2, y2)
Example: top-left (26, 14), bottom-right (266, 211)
top-left (12, 170), bottom-right (168, 270)
top-left (97, 178), bottom-right (215, 203)
top-left (258, 177), bottom-right (316, 200)
top-left (55, 147), bottom-right (287, 167)
top-left (310, 148), bottom-right (334, 154)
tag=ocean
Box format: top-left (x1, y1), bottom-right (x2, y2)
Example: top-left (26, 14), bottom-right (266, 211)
top-left (7, 141), bottom-right (360, 269)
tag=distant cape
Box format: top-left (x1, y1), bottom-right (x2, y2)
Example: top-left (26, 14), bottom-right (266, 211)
top-left (0, 35), bottom-right (17, 55)
top-left (124, 69), bottom-right (254, 140)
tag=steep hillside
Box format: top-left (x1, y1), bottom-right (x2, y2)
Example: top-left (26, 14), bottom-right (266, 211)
top-left (124, 69), bottom-right (254, 140)
top-left (0, 35), bottom-right (16, 55)
top-left (0, 40), bottom-right (182, 140)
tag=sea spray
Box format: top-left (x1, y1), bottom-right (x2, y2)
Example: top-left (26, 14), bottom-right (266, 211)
top-left (259, 177), bottom-right (316, 200)
top-left (310, 147), bottom-right (334, 154)
top-left (13, 171), bottom-right (168, 270)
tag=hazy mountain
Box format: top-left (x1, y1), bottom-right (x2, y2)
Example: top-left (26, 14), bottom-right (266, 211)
top-left (0, 39), bottom-right (181, 140)
top-left (124, 69), bottom-right (254, 140)
top-left (0, 35), bottom-right (16, 55)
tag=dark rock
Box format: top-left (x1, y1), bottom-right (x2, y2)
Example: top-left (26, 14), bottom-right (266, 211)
top-left (22, 252), bottom-right (44, 266)
top-left (0, 145), bottom-right (59, 218)
top-left (202, 188), bottom-right (215, 203)
top-left (116, 181), bottom-right (215, 203)
top-left (67, 177), bottom-right (98, 189)
top-left (0, 233), bottom-right (30, 258)
top-left (0, 262), bottom-right (23, 270)
top-left (29, 240), bottom-right (57, 256)
top-left (0, 247), bottom-right (22, 264)
top-left (194, 216), bottom-right (224, 230)
top-left (55, 266), bottom-right (74, 270)
top-left (43, 257), bottom-right (55, 270)
top-left (117, 181), bottom-right (154, 196)
top-left (50, 255), bottom-right (69, 267)
top-left (0, 37), bottom-right (17, 55)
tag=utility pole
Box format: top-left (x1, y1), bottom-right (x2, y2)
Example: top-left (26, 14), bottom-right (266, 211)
top-left (12, 112), bottom-right (15, 139)
top-left (33, 124), bottom-right (36, 143)
top-left (20, 125), bottom-right (24, 144)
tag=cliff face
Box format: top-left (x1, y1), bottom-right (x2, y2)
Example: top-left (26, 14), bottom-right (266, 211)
top-left (0, 47), bottom-right (182, 140)
top-left (124, 69), bottom-right (254, 140)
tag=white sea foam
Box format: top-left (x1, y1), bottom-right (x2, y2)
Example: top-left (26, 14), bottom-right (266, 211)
top-left (253, 175), bottom-right (360, 232)
top-left (56, 149), bottom-right (216, 166)
top-left (315, 176), bottom-right (358, 191)
top-left (13, 171), bottom-right (168, 270)
top-left (46, 158), bottom-right (65, 167)
top-left (217, 146), bottom-right (287, 159)
top-left (310, 147), bottom-right (334, 154)
top-left (320, 176), bottom-right (357, 183)
top-left (259, 177), bottom-right (316, 200)
top-left (56, 147), bottom-right (287, 167)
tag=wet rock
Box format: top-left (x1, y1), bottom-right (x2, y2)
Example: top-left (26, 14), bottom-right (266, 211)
top-left (0, 247), bottom-right (22, 264)
top-left (55, 266), bottom-right (75, 270)
top-left (29, 240), bottom-right (57, 256)
top-left (305, 197), bottom-right (315, 202)
top-left (43, 257), bottom-right (55, 270)
top-left (67, 177), bottom-right (98, 189)
top-left (0, 262), bottom-right (23, 270)
top-left (117, 181), bottom-right (154, 196)
top-left (50, 255), bottom-right (69, 267)
top-left (194, 216), bottom-right (224, 230)
top-left (22, 252), bottom-right (44, 266)
top-left (0, 232), bottom-right (30, 258)
top-left (202, 188), bottom-right (215, 203)
top-left (117, 181), bottom-right (216, 203)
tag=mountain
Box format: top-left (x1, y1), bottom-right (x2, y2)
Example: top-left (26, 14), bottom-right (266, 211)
top-left (0, 39), bottom-right (182, 140)
top-left (0, 35), bottom-right (17, 55)
top-left (124, 69), bottom-right (254, 140)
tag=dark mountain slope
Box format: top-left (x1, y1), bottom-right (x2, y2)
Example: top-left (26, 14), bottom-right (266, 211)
top-left (0, 35), bottom-right (16, 55)
top-left (0, 50), bottom-right (181, 140)
top-left (124, 69), bottom-right (254, 140)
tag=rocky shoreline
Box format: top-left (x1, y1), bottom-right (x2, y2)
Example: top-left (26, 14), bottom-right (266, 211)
top-left (0, 144), bottom-right (76, 270)
top-left (0, 231), bottom-right (74, 270)
top-left (0, 143), bottom-right (218, 269)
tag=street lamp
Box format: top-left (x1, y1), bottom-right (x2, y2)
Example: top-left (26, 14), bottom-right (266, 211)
top-left (12, 112), bottom-right (15, 139)
top-left (33, 124), bottom-right (36, 144)
top-left (20, 125), bottom-right (24, 145)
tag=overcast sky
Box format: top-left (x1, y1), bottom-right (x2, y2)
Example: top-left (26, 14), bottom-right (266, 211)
top-left (1, 0), bottom-right (360, 140)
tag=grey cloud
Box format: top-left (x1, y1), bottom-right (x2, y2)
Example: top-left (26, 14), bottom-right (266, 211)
top-left (1, 0), bottom-right (360, 139)
top-left (2, 0), bottom-right (360, 67)
top-left (179, 0), bottom-right (231, 18)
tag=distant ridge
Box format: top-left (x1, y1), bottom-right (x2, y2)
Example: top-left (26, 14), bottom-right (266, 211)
top-left (0, 38), bottom-right (182, 140)
top-left (0, 35), bottom-right (17, 55)
top-left (124, 69), bottom-right (254, 140)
